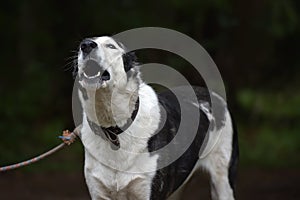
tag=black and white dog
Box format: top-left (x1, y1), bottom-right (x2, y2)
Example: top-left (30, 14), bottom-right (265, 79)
top-left (73, 36), bottom-right (238, 200)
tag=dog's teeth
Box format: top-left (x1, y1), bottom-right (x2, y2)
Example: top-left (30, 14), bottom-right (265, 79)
top-left (84, 71), bottom-right (101, 79)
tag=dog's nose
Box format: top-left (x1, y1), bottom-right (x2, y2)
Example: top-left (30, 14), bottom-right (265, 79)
top-left (80, 39), bottom-right (97, 55)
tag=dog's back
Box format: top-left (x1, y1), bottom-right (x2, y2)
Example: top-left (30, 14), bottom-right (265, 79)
top-left (150, 87), bottom-right (238, 200)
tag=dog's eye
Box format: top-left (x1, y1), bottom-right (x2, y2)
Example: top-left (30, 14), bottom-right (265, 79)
top-left (106, 44), bottom-right (117, 49)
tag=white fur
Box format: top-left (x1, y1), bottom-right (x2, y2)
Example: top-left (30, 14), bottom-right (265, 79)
top-left (78, 36), bottom-right (161, 199)
top-left (199, 109), bottom-right (234, 200)
top-left (80, 83), bottom-right (161, 199)
top-left (77, 36), bottom-right (236, 200)
top-left (169, 102), bottom-right (235, 200)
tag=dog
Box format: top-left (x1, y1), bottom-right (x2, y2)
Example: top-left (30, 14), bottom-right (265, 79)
top-left (72, 36), bottom-right (239, 200)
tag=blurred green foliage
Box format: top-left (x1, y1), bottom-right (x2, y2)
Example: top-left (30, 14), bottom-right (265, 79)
top-left (0, 0), bottom-right (299, 170)
top-left (238, 90), bottom-right (300, 167)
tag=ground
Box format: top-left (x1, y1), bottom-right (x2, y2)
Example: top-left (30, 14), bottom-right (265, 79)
top-left (0, 168), bottom-right (299, 200)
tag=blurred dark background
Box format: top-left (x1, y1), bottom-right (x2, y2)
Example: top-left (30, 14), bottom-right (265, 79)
top-left (0, 0), bottom-right (299, 199)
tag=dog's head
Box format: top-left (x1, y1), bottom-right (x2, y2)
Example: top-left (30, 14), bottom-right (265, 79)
top-left (74, 36), bottom-right (138, 90)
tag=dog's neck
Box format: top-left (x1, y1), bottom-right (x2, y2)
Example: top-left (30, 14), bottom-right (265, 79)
top-left (80, 79), bottom-right (139, 128)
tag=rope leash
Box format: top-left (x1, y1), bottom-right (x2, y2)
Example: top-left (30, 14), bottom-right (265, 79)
top-left (0, 129), bottom-right (78, 172)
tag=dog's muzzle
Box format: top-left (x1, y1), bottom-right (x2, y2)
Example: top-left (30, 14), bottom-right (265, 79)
top-left (79, 59), bottom-right (110, 85)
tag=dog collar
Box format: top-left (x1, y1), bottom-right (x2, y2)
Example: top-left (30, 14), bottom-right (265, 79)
top-left (87, 97), bottom-right (139, 150)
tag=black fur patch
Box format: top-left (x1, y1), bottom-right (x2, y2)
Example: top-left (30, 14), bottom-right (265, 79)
top-left (148, 87), bottom-right (210, 199)
top-left (122, 51), bottom-right (137, 72)
top-left (113, 39), bottom-right (138, 73)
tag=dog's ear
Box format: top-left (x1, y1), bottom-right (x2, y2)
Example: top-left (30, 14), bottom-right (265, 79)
top-left (122, 51), bottom-right (137, 72)
top-left (114, 39), bottom-right (138, 72)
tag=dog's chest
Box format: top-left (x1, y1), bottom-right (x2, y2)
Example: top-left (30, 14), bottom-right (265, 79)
top-left (84, 150), bottom-right (157, 196)
top-left (83, 135), bottom-right (159, 199)
top-left (81, 120), bottom-right (159, 199)
top-left (80, 84), bottom-right (162, 199)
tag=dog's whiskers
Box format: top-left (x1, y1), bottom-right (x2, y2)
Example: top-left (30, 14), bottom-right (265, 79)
top-left (63, 52), bottom-right (78, 72)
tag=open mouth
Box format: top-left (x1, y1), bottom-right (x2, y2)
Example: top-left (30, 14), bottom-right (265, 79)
top-left (82, 70), bottom-right (110, 81)
top-left (79, 60), bottom-right (110, 88)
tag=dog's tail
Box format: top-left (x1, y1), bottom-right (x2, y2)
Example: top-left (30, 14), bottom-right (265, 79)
top-left (228, 112), bottom-right (239, 194)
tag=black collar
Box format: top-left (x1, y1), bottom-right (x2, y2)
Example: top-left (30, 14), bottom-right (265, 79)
top-left (87, 97), bottom-right (139, 150)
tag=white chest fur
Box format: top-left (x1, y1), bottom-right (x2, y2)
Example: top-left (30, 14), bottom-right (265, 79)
top-left (80, 83), bottom-right (161, 200)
